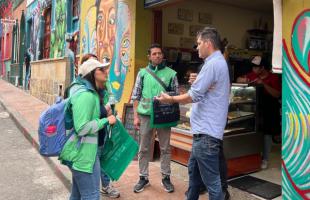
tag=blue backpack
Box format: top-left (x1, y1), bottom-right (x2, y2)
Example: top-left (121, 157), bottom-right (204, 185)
top-left (38, 97), bottom-right (73, 157)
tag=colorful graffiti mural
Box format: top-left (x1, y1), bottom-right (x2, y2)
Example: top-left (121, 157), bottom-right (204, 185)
top-left (96, 0), bottom-right (116, 64)
top-left (96, 0), bottom-right (131, 101)
top-left (109, 1), bottom-right (131, 101)
top-left (282, 1), bottom-right (310, 199)
top-left (0, 0), bottom-right (13, 18)
top-left (50, 0), bottom-right (66, 58)
top-left (26, 0), bottom-right (49, 60)
top-left (80, 0), bottom-right (132, 101)
top-left (79, 0), bottom-right (97, 56)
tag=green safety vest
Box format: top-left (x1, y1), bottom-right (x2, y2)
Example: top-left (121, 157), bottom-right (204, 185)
top-left (137, 64), bottom-right (177, 115)
top-left (59, 77), bottom-right (109, 173)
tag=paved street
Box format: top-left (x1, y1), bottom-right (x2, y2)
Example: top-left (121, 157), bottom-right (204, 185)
top-left (0, 104), bottom-right (69, 200)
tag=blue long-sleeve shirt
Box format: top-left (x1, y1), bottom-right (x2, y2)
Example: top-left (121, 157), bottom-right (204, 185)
top-left (188, 50), bottom-right (230, 140)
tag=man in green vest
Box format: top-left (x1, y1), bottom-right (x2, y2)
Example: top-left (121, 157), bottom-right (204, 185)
top-left (131, 44), bottom-right (179, 193)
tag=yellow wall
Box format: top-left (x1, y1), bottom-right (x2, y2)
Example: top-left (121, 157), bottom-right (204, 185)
top-left (162, 0), bottom-right (273, 49)
top-left (134, 0), bottom-right (153, 75)
top-left (115, 0), bottom-right (138, 115)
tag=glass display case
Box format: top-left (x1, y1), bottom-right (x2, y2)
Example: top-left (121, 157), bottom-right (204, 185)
top-left (226, 83), bottom-right (259, 135)
top-left (175, 83), bottom-right (262, 135)
top-left (170, 84), bottom-right (264, 175)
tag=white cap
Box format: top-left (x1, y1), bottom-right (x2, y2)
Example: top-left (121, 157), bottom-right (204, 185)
top-left (251, 56), bottom-right (262, 66)
top-left (78, 58), bottom-right (110, 77)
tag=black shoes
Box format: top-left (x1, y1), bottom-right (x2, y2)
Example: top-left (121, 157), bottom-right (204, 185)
top-left (133, 176), bottom-right (150, 193)
top-left (184, 187), bottom-right (230, 199)
top-left (185, 185), bottom-right (207, 196)
top-left (162, 175), bottom-right (174, 193)
top-left (134, 175), bottom-right (174, 193)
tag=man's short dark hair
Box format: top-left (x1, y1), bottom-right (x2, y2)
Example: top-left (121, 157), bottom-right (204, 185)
top-left (197, 27), bottom-right (221, 50)
top-left (148, 43), bottom-right (162, 55)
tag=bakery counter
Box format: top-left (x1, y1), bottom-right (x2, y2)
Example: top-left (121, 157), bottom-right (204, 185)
top-left (165, 84), bottom-right (264, 177)
top-left (168, 127), bottom-right (262, 177)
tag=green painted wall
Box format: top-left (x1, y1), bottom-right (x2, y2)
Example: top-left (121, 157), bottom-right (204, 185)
top-left (50, 0), bottom-right (67, 58)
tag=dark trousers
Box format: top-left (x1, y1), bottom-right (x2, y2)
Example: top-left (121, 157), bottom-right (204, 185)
top-left (219, 140), bottom-right (228, 190)
top-left (186, 136), bottom-right (228, 200)
top-left (187, 134), bottom-right (223, 200)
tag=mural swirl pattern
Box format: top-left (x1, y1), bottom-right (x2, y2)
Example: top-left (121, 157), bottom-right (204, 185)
top-left (282, 9), bottom-right (310, 200)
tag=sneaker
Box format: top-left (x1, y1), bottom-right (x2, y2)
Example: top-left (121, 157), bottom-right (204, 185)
top-left (261, 160), bottom-right (268, 169)
top-left (133, 176), bottom-right (150, 193)
top-left (161, 175), bottom-right (174, 193)
top-left (223, 189), bottom-right (231, 200)
top-left (101, 184), bottom-right (120, 198)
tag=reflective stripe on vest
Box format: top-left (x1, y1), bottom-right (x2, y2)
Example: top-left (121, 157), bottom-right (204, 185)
top-left (81, 136), bottom-right (97, 144)
top-left (68, 134), bottom-right (97, 144)
top-left (79, 120), bottom-right (100, 136)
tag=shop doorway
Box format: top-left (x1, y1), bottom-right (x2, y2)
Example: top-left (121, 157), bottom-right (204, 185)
top-left (149, 0), bottom-right (282, 199)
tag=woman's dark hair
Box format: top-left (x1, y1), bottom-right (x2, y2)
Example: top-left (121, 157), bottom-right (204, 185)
top-left (84, 70), bottom-right (104, 104)
top-left (81, 53), bottom-right (98, 64)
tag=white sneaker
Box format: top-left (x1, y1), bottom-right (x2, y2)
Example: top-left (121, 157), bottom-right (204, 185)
top-left (101, 184), bottom-right (120, 198)
top-left (261, 160), bottom-right (268, 169)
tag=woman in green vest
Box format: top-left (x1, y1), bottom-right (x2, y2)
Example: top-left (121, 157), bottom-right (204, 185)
top-left (59, 58), bottom-right (116, 200)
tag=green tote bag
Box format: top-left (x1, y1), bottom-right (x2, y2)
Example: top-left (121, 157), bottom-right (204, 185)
top-left (100, 119), bottom-right (139, 181)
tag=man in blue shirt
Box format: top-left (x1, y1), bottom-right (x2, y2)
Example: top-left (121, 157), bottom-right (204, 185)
top-left (157, 27), bottom-right (230, 200)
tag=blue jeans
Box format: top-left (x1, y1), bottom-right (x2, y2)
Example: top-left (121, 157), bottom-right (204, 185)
top-left (97, 145), bottom-right (111, 188)
top-left (187, 134), bottom-right (223, 200)
top-left (69, 155), bottom-right (100, 200)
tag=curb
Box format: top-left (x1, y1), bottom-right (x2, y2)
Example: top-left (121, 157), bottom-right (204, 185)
top-left (0, 96), bottom-right (71, 191)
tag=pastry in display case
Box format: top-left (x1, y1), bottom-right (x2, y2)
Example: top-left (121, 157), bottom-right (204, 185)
top-left (225, 83), bottom-right (260, 135)
top-left (176, 103), bottom-right (191, 132)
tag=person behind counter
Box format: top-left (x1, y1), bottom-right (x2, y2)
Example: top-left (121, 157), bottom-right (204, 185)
top-left (237, 55), bottom-right (281, 169)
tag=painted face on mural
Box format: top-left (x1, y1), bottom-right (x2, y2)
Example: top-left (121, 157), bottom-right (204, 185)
top-left (97, 0), bottom-right (116, 65)
top-left (118, 33), bottom-right (130, 75)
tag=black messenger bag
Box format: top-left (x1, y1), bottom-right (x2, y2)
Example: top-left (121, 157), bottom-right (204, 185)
top-left (145, 68), bottom-right (180, 128)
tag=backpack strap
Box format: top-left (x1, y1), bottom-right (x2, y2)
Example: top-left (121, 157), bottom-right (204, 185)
top-left (64, 87), bottom-right (88, 130)
top-left (145, 68), bottom-right (168, 91)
